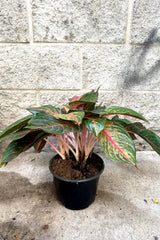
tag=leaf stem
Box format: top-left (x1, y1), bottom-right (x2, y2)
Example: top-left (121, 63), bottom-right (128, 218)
top-left (44, 138), bottom-right (65, 160)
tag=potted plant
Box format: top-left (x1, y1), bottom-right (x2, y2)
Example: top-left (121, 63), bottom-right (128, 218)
top-left (0, 89), bottom-right (160, 209)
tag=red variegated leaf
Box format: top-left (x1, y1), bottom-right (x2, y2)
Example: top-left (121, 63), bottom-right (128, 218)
top-left (79, 90), bottom-right (98, 102)
top-left (69, 101), bottom-right (96, 111)
top-left (70, 95), bottom-right (81, 102)
top-left (27, 112), bottom-right (80, 135)
top-left (69, 101), bottom-right (86, 110)
top-left (69, 90), bottom-right (99, 110)
top-left (0, 131), bottom-right (48, 167)
top-left (0, 115), bottom-right (32, 140)
top-left (111, 116), bottom-right (137, 140)
top-left (34, 139), bottom-right (46, 153)
top-left (91, 106), bottom-right (148, 122)
top-left (99, 120), bottom-right (136, 166)
top-left (125, 122), bottom-right (160, 155)
top-left (84, 118), bottom-right (106, 136)
top-left (53, 111), bottom-right (85, 125)
top-left (0, 128), bottom-right (41, 142)
top-left (69, 89), bottom-right (98, 103)
top-left (27, 105), bottom-right (61, 115)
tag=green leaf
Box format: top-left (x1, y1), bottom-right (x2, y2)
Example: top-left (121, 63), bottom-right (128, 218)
top-left (69, 101), bottom-right (86, 110)
top-left (0, 130), bottom-right (47, 166)
top-left (27, 112), bottom-right (80, 135)
top-left (27, 105), bottom-right (61, 115)
top-left (79, 90), bottom-right (98, 102)
top-left (69, 101), bottom-right (96, 111)
top-left (125, 123), bottom-right (160, 155)
top-left (112, 115), bottom-right (132, 126)
top-left (34, 139), bottom-right (46, 153)
top-left (99, 120), bottom-right (136, 166)
top-left (69, 90), bottom-right (99, 110)
top-left (0, 128), bottom-right (37, 142)
top-left (54, 111), bottom-right (85, 125)
top-left (91, 106), bottom-right (148, 122)
top-left (0, 115), bottom-right (32, 140)
top-left (69, 89), bottom-right (98, 103)
top-left (111, 116), bottom-right (137, 140)
top-left (85, 118), bottom-right (106, 136)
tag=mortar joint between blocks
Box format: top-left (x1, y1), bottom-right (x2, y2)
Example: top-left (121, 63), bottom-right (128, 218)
top-left (26, 0), bottom-right (33, 44)
top-left (125, 0), bottom-right (134, 45)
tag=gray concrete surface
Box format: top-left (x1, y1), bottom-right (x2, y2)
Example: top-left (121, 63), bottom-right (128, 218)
top-left (32, 0), bottom-right (128, 43)
top-left (0, 150), bottom-right (160, 240)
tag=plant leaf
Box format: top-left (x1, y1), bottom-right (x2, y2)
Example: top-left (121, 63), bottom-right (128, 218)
top-left (112, 115), bottom-right (132, 126)
top-left (69, 95), bottom-right (81, 102)
top-left (69, 90), bottom-right (99, 110)
top-left (0, 128), bottom-right (40, 142)
top-left (69, 101), bottom-right (86, 110)
top-left (91, 106), bottom-right (148, 122)
top-left (27, 112), bottom-right (80, 135)
top-left (99, 120), bottom-right (136, 165)
top-left (69, 101), bottom-right (96, 111)
top-left (0, 131), bottom-right (47, 167)
top-left (0, 115), bottom-right (32, 140)
top-left (53, 111), bottom-right (85, 125)
top-left (27, 105), bottom-right (61, 115)
top-left (79, 90), bottom-right (98, 102)
top-left (34, 139), bottom-right (46, 153)
top-left (111, 116), bottom-right (137, 140)
top-left (125, 122), bottom-right (160, 155)
top-left (85, 118), bottom-right (106, 136)
top-left (70, 89), bottom-right (98, 103)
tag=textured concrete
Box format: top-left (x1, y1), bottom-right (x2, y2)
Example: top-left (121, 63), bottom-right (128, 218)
top-left (0, 0), bottom-right (29, 42)
top-left (0, 45), bottom-right (80, 90)
top-left (122, 46), bottom-right (160, 90)
top-left (1, 0), bottom-right (160, 134)
top-left (0, 151), bottom-right (160, 240)
top-left (32, 0), bottom-right (128, 43)
top-left (0, 91), bottom-right (36, 129)
top-left (39, 90), bottom-right (123, 108)
top-left (130, 0), bottom-right (160, 44)
top-left (82, 45), bottom-right (160, 90)
top-left (95, 91), bottom-right (123, 106)
top-left (124, 92), bottom-right (160, 129)
top-left (82, 45), bottom-right (129, 90)
top-left (39, 91), bottom-right (85, 107)
top-left (0, 3), bottom-right (160, 238)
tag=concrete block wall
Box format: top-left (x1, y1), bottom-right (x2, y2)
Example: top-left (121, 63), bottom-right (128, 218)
top-left (0, 0), bottom-right (160, 149)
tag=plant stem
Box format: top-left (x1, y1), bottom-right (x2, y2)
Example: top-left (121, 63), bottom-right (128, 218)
top-left (75, 132), bottom-right (80, 162)
top-left (44, 138), bottom-right (65, 160)
top-left (57, 135), bottom-right (78, 161)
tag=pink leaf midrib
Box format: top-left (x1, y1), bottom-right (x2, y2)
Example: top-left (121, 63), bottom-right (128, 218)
top-left (92, 120), bottom-right (97, 135)
top-left (68, 113), bottom-right (80, 125)
top-left (102, 130), bottom-right (134, 165)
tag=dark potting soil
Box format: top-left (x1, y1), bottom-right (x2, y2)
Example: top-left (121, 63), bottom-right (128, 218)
top-left (51, 154), bottom-right (103, 180)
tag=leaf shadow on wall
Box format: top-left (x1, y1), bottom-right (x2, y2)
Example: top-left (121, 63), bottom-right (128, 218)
top-left (122, 29), bottom-right (160, 89)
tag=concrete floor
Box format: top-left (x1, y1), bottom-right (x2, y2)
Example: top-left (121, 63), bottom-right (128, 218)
top-left (0, 150), bottom-right (160, 240)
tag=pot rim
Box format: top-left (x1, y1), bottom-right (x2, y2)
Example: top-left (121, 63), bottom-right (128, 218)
top-left (49, 152), bottom-right (105, 183)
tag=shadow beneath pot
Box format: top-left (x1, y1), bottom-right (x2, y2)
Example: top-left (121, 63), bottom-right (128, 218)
top-left (0, 172), bottom-right (56, 203)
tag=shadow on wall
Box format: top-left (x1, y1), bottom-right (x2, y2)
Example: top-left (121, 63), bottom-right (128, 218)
top-left (122, 29), bottom-right (160, 89)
